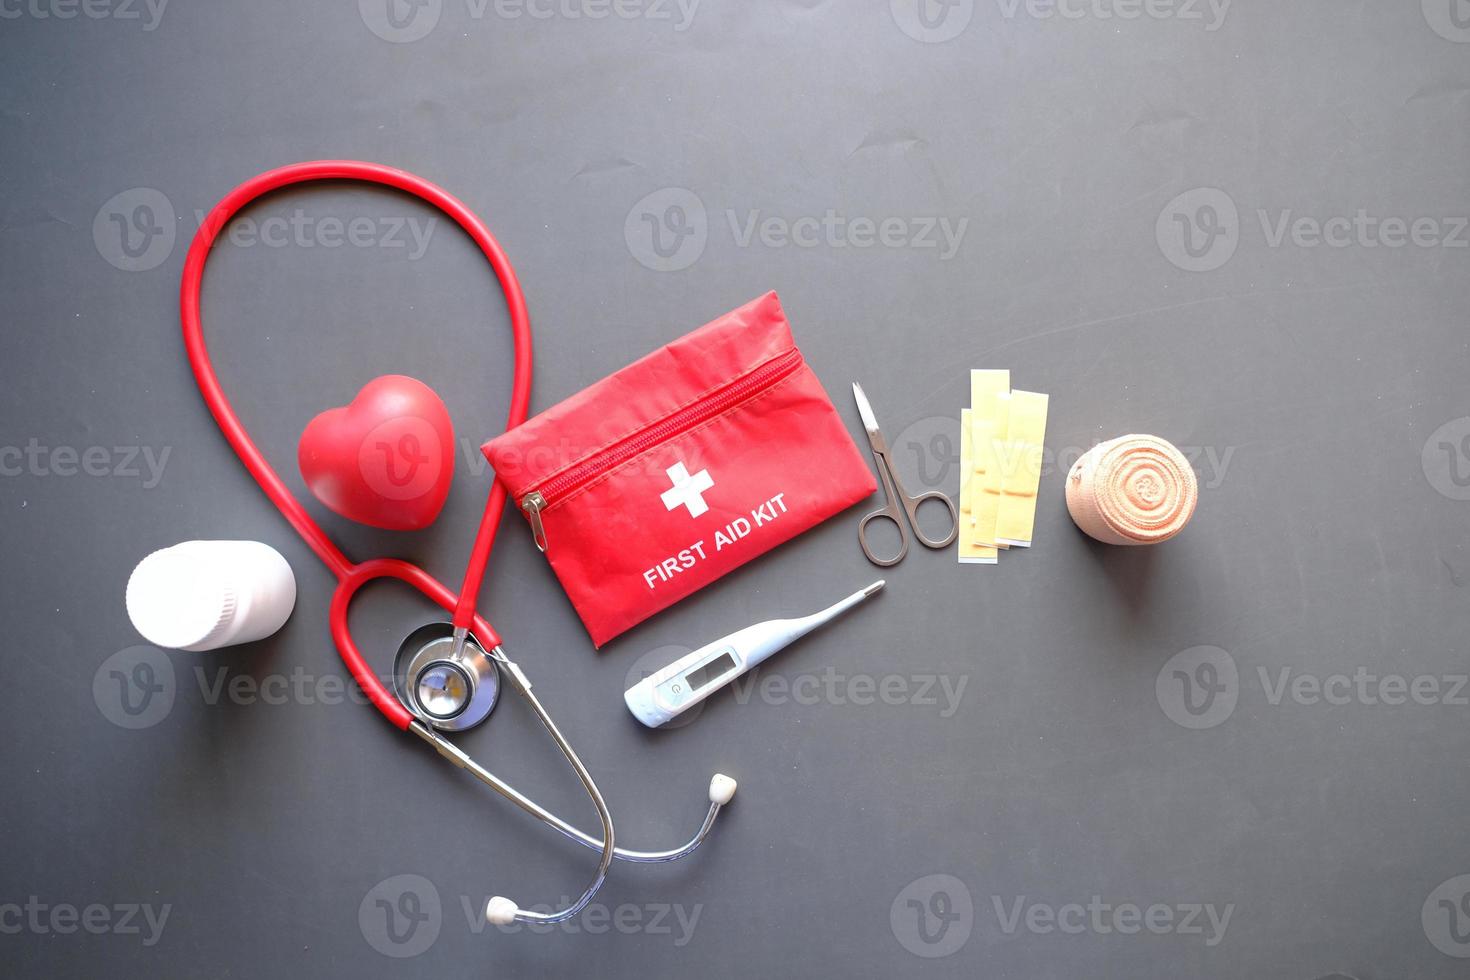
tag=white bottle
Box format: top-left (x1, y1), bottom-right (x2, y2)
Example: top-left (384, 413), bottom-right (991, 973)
top-left (126, 541), bottom-right (296, 652)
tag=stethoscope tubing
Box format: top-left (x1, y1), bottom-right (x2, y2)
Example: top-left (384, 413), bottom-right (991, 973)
top-left (179, 159), bottom-right (532, 728)
top-left (179, 161), bottom-right (731, 928)
top-left (177, 161), bottom-right (620, 924)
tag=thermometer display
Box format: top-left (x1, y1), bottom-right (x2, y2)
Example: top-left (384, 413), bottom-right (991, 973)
top-left (657, 648), bottom-right (738, 708)
top-left (684, 651), bottom-right (737, 690)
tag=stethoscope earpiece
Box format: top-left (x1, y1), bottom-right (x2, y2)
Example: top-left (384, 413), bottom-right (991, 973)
top-left (392, 622), bottom-right (500, 732)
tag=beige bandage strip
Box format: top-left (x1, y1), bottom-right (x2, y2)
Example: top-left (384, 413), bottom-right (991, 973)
top-left (959, 408), bottom-right (973, 520)
top-left (970, 370), bottom-right (1011, 428)
top-left (957, 409), bottom-right (997, 564)
top-left (994, 390), bottom-right (1049, 548)
top-left (973, 416), bottom-right (1004, 550)
top-left (1065, 434), bottom-right (1198, 545)
top-left (972, 373), bottom-right (1011, 550)
top-left (960, 370), bottom-right (1009, 562)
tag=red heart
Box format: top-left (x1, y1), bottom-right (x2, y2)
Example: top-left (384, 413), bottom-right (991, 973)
top-left (298, 375), bottom-right (455, 530)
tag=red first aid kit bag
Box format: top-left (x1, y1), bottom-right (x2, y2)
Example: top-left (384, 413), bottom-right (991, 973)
top-left (481, 292), bottom-right (876, 647)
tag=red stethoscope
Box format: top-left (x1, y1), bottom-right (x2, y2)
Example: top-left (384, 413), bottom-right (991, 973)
top-left (179, 160), bottom-right (735, 928)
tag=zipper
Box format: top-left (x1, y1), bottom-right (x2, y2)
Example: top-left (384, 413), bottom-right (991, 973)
top-left (523, 490), bottom-right (549, 552)
top-left (520, 347), bottom-right (803, 553)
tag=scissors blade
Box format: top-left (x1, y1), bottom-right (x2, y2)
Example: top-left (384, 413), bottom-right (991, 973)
top-left (852, 383), bottom-right (883, 448)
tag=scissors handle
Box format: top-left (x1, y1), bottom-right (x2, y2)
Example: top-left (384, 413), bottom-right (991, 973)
top-left (857, 449), bottom-right (959, 564)
top-left (858, 451), bottom-right (910, 567)
top-left (901, 486), bottom-right (960, 550)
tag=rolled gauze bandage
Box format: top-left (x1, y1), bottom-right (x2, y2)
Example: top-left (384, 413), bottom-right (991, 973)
top-left (1065, 434), bottom-right (1198, 545)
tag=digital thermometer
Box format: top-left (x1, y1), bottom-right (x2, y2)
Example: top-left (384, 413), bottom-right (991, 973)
top-left (623, 581), bottom-right (885, 728)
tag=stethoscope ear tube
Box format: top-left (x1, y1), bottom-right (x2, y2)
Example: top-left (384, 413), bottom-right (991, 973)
top-left (410, 643), bottom-right (614, 926)
top-left (408, 644), bottom-right (737, 925)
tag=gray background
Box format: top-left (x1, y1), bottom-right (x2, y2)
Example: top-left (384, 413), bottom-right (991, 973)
top-left (2, 1), bottom-right (1468, 977)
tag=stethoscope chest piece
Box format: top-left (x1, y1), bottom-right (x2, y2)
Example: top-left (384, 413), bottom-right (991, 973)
top-left (393, 623), bottom-right (499, 732)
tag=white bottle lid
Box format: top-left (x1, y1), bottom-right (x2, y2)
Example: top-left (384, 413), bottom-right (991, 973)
top-left (126, 541), bottom-right (296, 652)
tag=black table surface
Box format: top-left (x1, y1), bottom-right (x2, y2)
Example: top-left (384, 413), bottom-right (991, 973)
top-left (3, 3), bottom-right (1469, 977)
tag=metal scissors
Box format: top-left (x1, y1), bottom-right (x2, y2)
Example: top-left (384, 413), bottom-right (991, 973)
top-left (852, 382), bottom-right (960, 567)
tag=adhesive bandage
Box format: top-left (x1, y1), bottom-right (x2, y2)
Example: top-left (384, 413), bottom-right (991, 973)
top-left (994, 390), bottom-right (1049, 548)
top-left (958, 409), bottom-right (997, 564)
top-left (969, 370), bottom-right (1010, 552)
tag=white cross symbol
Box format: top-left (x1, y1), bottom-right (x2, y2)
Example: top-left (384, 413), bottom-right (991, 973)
top-left (660, 461), bottom-right (714, 517)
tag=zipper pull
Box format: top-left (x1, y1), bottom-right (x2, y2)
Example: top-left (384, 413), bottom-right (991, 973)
top-left (522, 491), bottom-right (549, 553)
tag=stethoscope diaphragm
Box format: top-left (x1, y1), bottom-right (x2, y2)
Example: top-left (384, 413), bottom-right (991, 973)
top-left (392, 622), bottom-right (499, 732)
